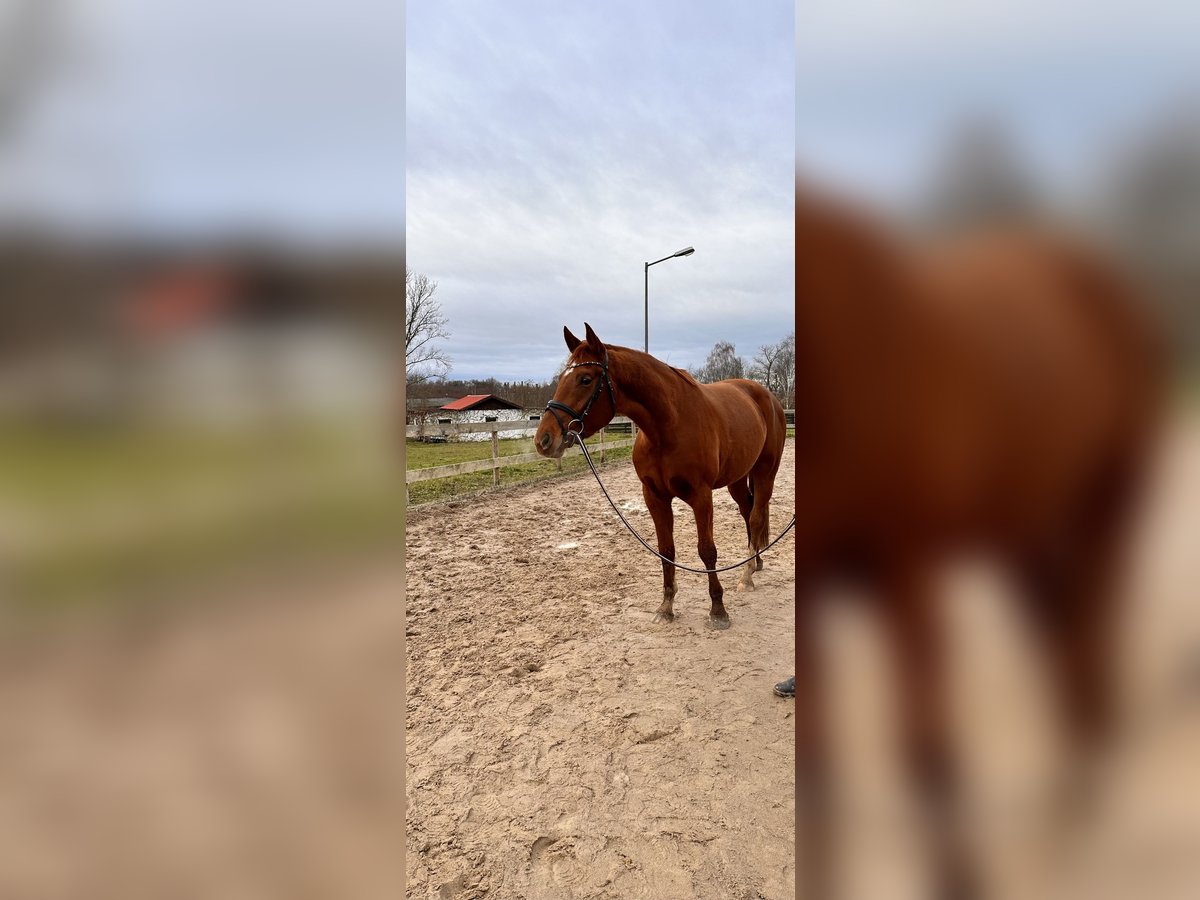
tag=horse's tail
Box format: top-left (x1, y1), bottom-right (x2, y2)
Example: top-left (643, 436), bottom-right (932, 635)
top-left (745, 382), bottom-right (786, 552)
top-left (749, 453), bottom-right (781, 550)
top-left (748, 487), bottom-right (768, 549)
top-left (751, 492), bottom-right (772, 549)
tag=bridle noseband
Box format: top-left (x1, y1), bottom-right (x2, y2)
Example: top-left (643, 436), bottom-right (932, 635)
top-left (545, 350), bottom-right (616, 443)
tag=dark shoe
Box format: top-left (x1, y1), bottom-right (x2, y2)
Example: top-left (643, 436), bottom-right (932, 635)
top-left (773, 676), bottom-right (795, 698)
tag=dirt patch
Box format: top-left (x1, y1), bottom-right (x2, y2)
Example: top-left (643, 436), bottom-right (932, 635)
top-left (405, 443), bottom-right (798, 899)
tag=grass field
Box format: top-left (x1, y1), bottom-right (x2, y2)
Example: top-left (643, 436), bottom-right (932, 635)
top-left (405, 435), bottom-right (554, 468)
top-left (404, 425), bottom-right (797, 505)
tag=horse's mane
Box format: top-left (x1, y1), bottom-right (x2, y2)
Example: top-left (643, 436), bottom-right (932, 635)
top-left (670, 365), bottom-right (701, 386)
top-left (606, 344), bottom-right (702, 389)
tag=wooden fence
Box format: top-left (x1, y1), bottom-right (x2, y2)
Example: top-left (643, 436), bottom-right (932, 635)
top-left (404, 416), bottom-right (637, 489)
top-left (404, 411), bottom-right (794, 496)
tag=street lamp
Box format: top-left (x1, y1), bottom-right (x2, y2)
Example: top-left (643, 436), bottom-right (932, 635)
top-left (644, 245), bottom-right (694, 353)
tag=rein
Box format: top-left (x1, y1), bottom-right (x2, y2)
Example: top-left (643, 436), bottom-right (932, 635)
top-left (566, 423), bottom-right (798, 576)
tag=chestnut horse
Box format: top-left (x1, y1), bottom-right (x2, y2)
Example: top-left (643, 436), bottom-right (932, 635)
top-left (535, 323), bottom-right (787, 629)
top-left (792, 186), bottom-right (1162, 899)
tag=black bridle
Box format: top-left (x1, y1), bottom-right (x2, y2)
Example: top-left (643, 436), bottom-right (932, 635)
top-left (545, 350), bottom-right (617, 442)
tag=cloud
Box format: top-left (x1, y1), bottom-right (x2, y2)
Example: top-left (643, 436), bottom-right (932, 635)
top-left (794, 0), bottom-right (1200, 205)
top-left (0, 0), bottom-right (405, 240)
top-left (407, 0), bottom-right (795, 380)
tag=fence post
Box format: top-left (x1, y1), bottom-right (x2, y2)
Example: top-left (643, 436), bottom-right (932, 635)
top-left (599, 425), bottom-right (605, 464)
top-left (491, 430), bottom-right (500, 487)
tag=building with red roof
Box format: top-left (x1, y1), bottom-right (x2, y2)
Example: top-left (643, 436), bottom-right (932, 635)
top-left (439, 394), bottom-right (523, 412)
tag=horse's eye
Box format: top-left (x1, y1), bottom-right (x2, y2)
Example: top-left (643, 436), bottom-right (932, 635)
top-left (580, 375), bottom-right (592, 385)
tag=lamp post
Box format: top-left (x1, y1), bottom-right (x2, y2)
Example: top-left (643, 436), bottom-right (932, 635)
top-left (644, 245), bottom-right (694, 353)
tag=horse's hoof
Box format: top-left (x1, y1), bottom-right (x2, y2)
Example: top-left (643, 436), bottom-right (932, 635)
top-left (755, 559), bottom-right (764, 572)
top-left (736, 582), bottom-right (755, 593)
top-left (653, 611), bottom-right (675, 623)
top-left (708, 615), bottom-right (731, 630)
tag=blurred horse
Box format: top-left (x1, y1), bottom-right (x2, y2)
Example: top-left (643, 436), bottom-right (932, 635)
top-left (535, 323), bottom-right (787, 628)
top-left (792, 185), bottom-right (1162, 899)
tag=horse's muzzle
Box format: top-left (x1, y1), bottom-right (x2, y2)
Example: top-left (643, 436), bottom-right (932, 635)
top-left (533, 418), bottom-right (566, 459)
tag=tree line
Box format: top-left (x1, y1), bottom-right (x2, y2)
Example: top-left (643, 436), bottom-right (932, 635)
top-left (405, 337), bottom-right (797, 411)
top-left (407, 266), bottom-right (797, 409)
top-left (689, 335), bottom-right (795, 409)
top-left (407, 377), bottom-right (559, 410)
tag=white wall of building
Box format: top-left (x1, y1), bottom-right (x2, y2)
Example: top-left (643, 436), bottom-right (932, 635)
top-left (430, 407), bottom-right (538, 442)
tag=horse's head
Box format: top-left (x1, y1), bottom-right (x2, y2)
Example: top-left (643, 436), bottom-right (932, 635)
top-left (535, 322), bottom-right (617, 458)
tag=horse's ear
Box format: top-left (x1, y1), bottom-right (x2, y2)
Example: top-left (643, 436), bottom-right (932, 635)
top-left (583, 322), bottom-right (603, 352)
top-left (564, 326), bottom-right (582, 352)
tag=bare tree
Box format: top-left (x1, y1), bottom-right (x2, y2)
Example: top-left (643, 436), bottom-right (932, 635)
top-left (695, 340), bottom-right (745, 383)
top-left (1089, 109), bottom-right (1200, 359)
top-left (749, 332), bottom-right (795, 407)
top-left (405, 268), bottom-right (451, 384)
top-left (918, 116), bottom-right (1041, 233)
top-left (748, 342), bottom-right (779, 392)
top-left (774, 332), bottom-right (795, 408)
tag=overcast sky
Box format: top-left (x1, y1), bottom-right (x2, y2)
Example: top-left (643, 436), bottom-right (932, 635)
top-left (406, 1), bottom-right (795, 382)
top-left (795, 1), bottom-right (1200, 208)
top-left (0, 0), bottom-right (405, 244)
top-left (2, 0), bottom-right (1195, 383)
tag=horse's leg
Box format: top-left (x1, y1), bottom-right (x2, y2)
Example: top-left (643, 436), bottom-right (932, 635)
top-left (727, 478), bottom-right (758, 590)
top-left (689, 487), bottom-right (729, 629)
top-left (1052, 558), bottom-right (1122, 796)
top-left (881, 559), bottom-right (978, 900)
top-left (643, 483), bottom-right (677, 622)
top-left (1017, 547), bottom-right (1117, 733)
top-left (796, 580), bottom-right (833, 900)
top-left (1015, 537), bottom-right (1126, 828)
top-left (1015, 458), bottom-right (1140, 824)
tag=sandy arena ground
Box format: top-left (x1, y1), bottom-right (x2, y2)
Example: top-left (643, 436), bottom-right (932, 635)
top-left (0, 560), bottom-right (406, 900)
top-left (0, 425), bottom-right (1196, 900)
top-left (405, 443), bottom-right (799, 900)
top-left (408, 423), bottom-right (1200, 900)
